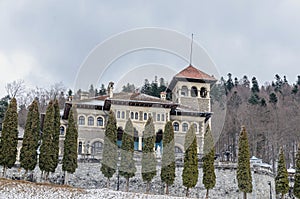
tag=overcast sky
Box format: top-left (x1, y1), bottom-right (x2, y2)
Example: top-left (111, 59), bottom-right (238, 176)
top-left (1, 0), bottom-right (300, 96)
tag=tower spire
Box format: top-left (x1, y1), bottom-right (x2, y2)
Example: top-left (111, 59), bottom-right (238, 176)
top-left (189, 33), bottom-right (194, 65)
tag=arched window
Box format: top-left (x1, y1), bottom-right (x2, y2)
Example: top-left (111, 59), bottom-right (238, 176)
top-left (161, 114), bottom-right (165, 121)
top-left (88, 116), bottom-right (94, 126)
top-left (78, 116), bottom-right (85, 125)
top-left (135, 112), bottom-right (138, 120)
top-left (117, 111), bottom-right (120, 118)
top-left (131, 112), bottom-right (134, 119)
top-left (193, 123), bottom-right (198, 132)
top-left (117, 127), bottom-right (123, 147)
top-left (175, 146), bottom-right (183, 154)
top-left (191, 86), bottom-right (198, 97)
top-left (200, 87), bottom-right (208, 98)
top-left (60, 126), bottom-right (65, 135)
top-left (91, 141), bottom-right (103, 155)
top-left (157, 114), bottom-right (160, 121)
top-left (78, 142), bottom-right (82, 154)
top-left (182, 123), bottom-right (188, 132)
top-left (121, 111), bottom-right (125, 119)
top-left (143, 112), bottom-right (148, 120)
top-left (97, 117), bottom-right (103, 126)
top-left (181, 86), bottom-right (188, 96)
top-left (173, 122), bottom-right (179, 132)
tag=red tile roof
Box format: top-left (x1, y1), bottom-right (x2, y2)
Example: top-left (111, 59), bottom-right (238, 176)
top-left (175, 65), bottom-right (217, 81)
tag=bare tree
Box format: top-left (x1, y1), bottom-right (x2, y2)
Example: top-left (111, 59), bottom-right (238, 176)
top-left (5, 79), bottom-right (25, 98)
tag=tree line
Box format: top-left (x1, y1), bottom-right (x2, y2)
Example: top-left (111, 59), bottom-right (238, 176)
top-left (211, 74), bottom-right (300, 170)
top-left (0, 97), bottom-right (78, 183)
top-left (100, 110), bottom-right (216, 197)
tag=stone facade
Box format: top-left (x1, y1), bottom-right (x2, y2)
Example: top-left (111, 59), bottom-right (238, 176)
top-left (60, 65), bottom-right (217, 159)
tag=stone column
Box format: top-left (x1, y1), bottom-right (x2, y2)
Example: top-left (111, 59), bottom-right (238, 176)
top-left (138, 136), bottom-right (143, 151)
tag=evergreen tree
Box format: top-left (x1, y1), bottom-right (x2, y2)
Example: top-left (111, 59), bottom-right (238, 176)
top-left (251, 77), bottom-right (260, 93)
top-left (100, 110), bottom-right (118, 186)
top-left (141, 116), bottom-right (157, 193)
top-left (202, 125), bottom-right (216, 199)
top-left (39, 100), bottom-right (55, 179)
top-left (242, 75), bottom-right (250, 88)
top-left (52, 99), bottom-right (60, 172)
top-left (297, 75), bottom-right (300, 86)
top-left (294, 144), bottom-right (300, 198)
top-left (237, 126), bottom-right (252, 199)
top-left (225, 73), bottom-right (234, 94)
top-left (20, 100), bottom-right (40, 174)
top-left (269, 92), bottom-right (278, 105)
top-left (99, 84), bottom-right (107, 96)
top-left (62, 108), bottom-right (78, 184)
top-left (234, 77), bottom-right (239, 87)
top-left (141, 79), bottom-right (151, 95)
top-left (248, 93), bottom-right (260, 105)
top-left (182, 125), bottom-right (198, 197)
top-left (275, 148), bottom-right (289, 199)
top-left (160, 121), bottom-right (175, 195)
top-left (119, 118), bottom-right (136, 192)
top-left (0, 98), bottom-right (18, 176)
top-left (0, 95), bottom-right (10, 131)
top-left (292, 84), bottom-right (298, 94)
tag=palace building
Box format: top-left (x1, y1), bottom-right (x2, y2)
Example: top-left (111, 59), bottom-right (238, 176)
top-left (60, 65), bottom-right (216, 159)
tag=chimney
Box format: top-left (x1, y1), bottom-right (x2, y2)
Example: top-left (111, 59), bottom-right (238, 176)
top-left (107, 82), bottom-right (114, 98)
top-left (160, 92), bottom-right (166, 100)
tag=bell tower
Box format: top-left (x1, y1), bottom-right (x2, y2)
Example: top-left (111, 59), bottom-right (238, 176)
top-left (168, 65), bottom-right (216, 112)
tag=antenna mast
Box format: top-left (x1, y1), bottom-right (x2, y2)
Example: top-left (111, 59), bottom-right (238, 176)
top-left (189, 33), bottom-right (194, 65)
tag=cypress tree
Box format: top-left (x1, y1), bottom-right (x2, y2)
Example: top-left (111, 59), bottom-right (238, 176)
top-left (237, 126), bottom-right (252, 199)
top-left (275, 148), bottom-right (289, 199)
top-left (0, 98), bottom-right (18, 176)
top-left (100, 110), bottom-right (118, 187)
top-left (62, 108), bottom-right (78, 184)
top-left (39, 100), bottom-right (54, 179)
top-left (52, 99), bottom-right (60, 172)
top-left (119, 118), bottom-right (136, 192)
top-left (202, 125), bottom-right (216, 199)
top-left (20, 100), bottom-right (40, 174)
top-left (141, 116), bottom-right (157, 193)
top-left (294, 144), bottom-right (300, 198)
top-left (182, 125), bottom-right (198, 197)
top-left (160, 121), bottom-right (175, 195)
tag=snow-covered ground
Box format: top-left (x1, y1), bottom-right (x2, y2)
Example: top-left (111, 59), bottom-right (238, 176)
top-left (0, 162), bottom-right (276, 199)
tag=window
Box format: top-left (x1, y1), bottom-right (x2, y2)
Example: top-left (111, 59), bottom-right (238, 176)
top-left (88, 116), bottom-right (94, 126)
top-left (91, 141), bottom-right (103, 155)
top-left (157, 114), bottom-right (160, 121)
top-left (135, 112), bottom-right (138, 120)
top-left (78, 116), bottom-right (85, 125)
top-left (117, 111), bottom-right (120, 118)
top-left (60, 126), bottom-right (65, 135)
top-left (173, 122), bottom-right (179, 132)
top-left (97, 117), bottom-right (104, 126)
top-left (182, 123), bottom-right (188, 132)
top-left (191, 86), bottom-right (198, 97)
top-left (200, 87), bottom-right (208, 98)
top-left (121, 111), bottom-right (125, 119)
top-left (143, 112), bottom-right (148, 120)
top-left (175, 146), bottom-right (183, 154)
top-left (131, 112), bottom-right (134, 119)
top-left (193, 123), bottom-right (198, 132)
top-left (78, 142), bottom-right (82, 155)
top-left (117, 127), bottom-right (123, 147)
top-left (161, 114), bottom-right (165, 121)
top-left (181, 86), bottom-right (188, 96)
